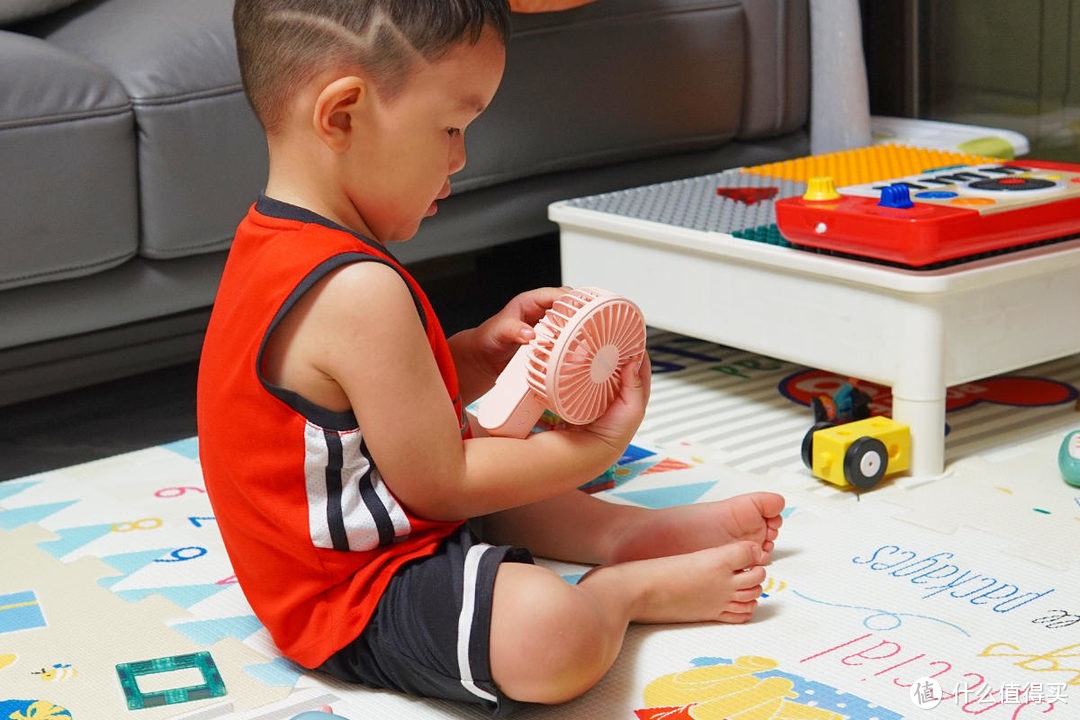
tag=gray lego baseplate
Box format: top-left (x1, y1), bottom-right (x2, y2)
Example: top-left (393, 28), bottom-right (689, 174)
top-left (563, 168), bottom-right (806, 236)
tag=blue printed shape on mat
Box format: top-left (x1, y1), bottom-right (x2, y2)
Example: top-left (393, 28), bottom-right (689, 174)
top-left (97, 548), bottom-right (176, 589)
top-left (243, 657), bottom-right (303, 687)
top-left (617, 443), bottom-right (657, 465)
top-left (0, 590), bottom-right (47, 634)
top-left (173, 615), bottom-right (265, 645)
top-left (612, 481), bottom-right (717, 509)
top-left (162, 437), bottom-right (200, 459)
top-left (116, 583), bottom-right (230, 609)
top-left (608, 458), bottom-right (666, 484)
top-left (0, 700), bottom-right (71, 719)
top-left (688, 656), bottom-right (903, 720)
top-left (37, 523), bottom-right (114, 559)
top-left (0, 500), bottom-right (77, 530)
top-left (0, 480), bottom-right (38, 503)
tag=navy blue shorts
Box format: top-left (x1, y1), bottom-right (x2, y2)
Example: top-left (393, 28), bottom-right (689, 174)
top-left (317, 525), bottom-right (534, 715)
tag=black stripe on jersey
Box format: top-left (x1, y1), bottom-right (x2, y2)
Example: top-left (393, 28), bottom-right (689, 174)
top-left (359, 437), bottom-right (395, 546)
top-left (323, 430), bottom-right (350, 552)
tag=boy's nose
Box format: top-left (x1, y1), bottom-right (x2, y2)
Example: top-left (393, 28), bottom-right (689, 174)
top-left (449, 138), bottom-right (466, 175)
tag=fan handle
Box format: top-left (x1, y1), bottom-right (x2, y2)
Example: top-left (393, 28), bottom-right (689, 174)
top-left (474, 343), bottom-right (547, 439)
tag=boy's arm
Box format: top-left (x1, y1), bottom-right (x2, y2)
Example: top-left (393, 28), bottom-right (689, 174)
top-left (303, 263), bottom-right (648, 521)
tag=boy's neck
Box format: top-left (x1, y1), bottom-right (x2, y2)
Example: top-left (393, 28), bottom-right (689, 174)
top-left (263, 137), bottom-right (376, 241)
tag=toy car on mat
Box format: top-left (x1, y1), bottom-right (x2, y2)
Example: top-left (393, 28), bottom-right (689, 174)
top-left (800, 379), bottom-right (872, 469)
top-left (801, 381), bottom-right (910, 489)
top-left (805, 416), bottom-right (911, 489)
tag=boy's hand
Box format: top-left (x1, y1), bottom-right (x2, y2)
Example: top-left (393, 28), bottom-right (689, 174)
top-left (470, 286), bottom-right (570, 378)
top-left (583, 351), bottom-right (651, 451)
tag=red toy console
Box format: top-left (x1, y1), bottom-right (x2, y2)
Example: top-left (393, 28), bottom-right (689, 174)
top-left (774, 159), bottom-right (1080, 267)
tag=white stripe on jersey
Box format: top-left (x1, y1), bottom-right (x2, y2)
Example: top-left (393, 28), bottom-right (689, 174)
top-left (340, 427), bottom-right (411, 549)
top-left (303, 422), bottom-right (412, 551)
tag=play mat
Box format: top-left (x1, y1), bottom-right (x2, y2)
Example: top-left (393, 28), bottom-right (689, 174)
top-left (2, 331), bottom-right (1078, 719)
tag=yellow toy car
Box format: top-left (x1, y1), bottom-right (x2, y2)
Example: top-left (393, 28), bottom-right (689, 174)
top-left (804, 416), bottom-right (911, 489)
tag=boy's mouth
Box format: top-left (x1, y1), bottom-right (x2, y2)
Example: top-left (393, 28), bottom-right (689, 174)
top-left (427, 184), bottom-right (452, 217)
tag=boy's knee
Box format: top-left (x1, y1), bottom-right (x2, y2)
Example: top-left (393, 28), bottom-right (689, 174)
top-left (490, 568), bottom-right (621, 704)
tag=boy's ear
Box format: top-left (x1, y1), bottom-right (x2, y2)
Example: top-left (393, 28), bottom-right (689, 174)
top-left (312, 76), bottom-right (368, 151)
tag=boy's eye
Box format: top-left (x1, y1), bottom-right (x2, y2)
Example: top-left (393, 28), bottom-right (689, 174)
top-left (447, 127), bottom-right (461, 138)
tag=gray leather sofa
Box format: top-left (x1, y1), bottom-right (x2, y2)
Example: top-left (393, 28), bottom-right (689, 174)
top-left (0, 0), bottom-right (812, 405)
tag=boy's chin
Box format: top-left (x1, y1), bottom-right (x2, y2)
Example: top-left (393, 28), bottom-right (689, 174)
top-left (383, 220), bottom-right (423, 244)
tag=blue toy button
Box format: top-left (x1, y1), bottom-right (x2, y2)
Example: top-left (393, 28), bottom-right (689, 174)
top-left (914, 190), bottom-right (958, 199)
top-left (878, 183), bottom-right (914, 209)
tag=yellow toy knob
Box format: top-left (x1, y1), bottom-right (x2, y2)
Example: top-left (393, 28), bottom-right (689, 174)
top-left (803, 176), bottom-right (841, 201)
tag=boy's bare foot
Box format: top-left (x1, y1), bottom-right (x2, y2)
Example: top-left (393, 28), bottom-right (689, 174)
top-left (610, 492), bottom-right (785, 565)
top-left (581, 540), bottom-right (767, 624)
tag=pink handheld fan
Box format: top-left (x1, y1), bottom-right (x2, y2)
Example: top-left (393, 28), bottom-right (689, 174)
top-left (477, 287), bottom-right (647, 438)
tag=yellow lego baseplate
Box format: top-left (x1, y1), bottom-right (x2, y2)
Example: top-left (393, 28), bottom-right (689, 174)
top-left (742, 143), bottom-right (998, 188)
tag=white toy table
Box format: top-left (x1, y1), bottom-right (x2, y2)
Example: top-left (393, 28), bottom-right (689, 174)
top-left (550, 175), bottom-right (1080, 477)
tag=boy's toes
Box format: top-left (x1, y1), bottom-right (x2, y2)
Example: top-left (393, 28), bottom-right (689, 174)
top-left (734, 565), bottom-right (766, 589)
top-left (732, 585), bottom-right (763, 604)
top-left (756, 492), bottom-right (786, 518)
top-left (717, 601), bottom-right (758, 623)
top-left (725, 540), bottom-right (764, 571)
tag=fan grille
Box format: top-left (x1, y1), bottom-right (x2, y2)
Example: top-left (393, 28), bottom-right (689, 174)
top-left (526, 288), bottom-right (646, 424)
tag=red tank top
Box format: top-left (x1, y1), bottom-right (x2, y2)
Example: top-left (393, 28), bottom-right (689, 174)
top-left (197, 197), bottom-right (466, 668)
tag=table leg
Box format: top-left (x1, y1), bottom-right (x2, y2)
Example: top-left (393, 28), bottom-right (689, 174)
top-left (891, 394), bottom-right (946, 477)
top-left (890, 305), bottom-right (947, 477)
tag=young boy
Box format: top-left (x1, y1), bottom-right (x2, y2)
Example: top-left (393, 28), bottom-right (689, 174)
top-left (197, 0), bottom-right (785, 714)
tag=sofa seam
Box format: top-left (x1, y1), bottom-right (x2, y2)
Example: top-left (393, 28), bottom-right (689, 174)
top-left (772, 2), bottom-right (787, 133)
top-left (129, 84), bottom-right (246, 108)
top-left (512, 3), bottom-right (740, 37)
top-left (140, 236), bottom-right (233, 259)
top-left (0, 249), bottom-right (135, 288)
top-left (0, 103), bottom-right (132, 131)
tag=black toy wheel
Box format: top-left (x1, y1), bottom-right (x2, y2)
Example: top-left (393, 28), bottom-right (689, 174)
top-left (801, 421), bottom-right (835, 469)
top-left (843, 436), bottom-right (888, 490)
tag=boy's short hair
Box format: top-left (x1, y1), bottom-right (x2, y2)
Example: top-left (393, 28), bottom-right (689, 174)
top-left (234, 0), bottom-right (512, 134)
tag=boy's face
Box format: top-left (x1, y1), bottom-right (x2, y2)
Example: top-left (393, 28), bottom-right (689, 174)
top-left (346, 25), bottom-right (506, 244)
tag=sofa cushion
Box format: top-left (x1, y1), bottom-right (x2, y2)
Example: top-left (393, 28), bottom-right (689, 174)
top-left (0, 30), bottom-right (137, 291)
top-left (27, 0), bottom-right (267, 261)
top-left (0, 0), bottom-right (83, 25)
top-left (455, 0), bottom-right (747, 194)
top-left (736, 0), bottom-right (808, 140)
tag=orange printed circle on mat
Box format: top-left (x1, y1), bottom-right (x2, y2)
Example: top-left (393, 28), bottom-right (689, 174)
top-left (950, 197), bottom-right (996, 206)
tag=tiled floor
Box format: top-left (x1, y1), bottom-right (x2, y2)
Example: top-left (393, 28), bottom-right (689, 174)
top-left (0, 235), bottom-right (561, 481)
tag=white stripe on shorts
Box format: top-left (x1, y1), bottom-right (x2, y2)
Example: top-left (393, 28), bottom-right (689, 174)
top-left (457, 541), bottom-right (498, 703)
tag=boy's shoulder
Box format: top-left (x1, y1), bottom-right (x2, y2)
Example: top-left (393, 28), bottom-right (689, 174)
top-left (223, 203), bottom-right (424, 418)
